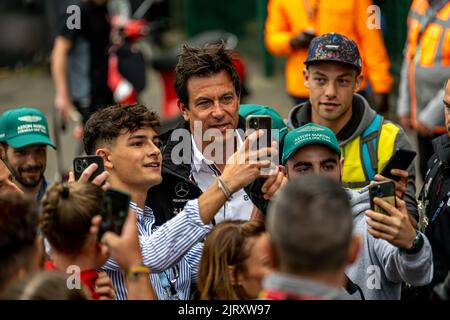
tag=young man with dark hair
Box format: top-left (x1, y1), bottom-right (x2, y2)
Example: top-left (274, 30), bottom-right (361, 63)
top-left (0, 107), bottom-right (56, 201)
top-left (272, 124), bottom-right (432, 299)
top-left (262, 174), bottom-right (359, 300)
top-left (147, 43), bottom-right (283, 225)
top-left (84, 103), bottom-right (277, 299)
top-left (0, 193), bottom-right (42, 294)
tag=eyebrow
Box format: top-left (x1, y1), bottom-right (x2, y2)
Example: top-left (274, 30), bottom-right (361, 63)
top-left (293, 158), bottom-right (337, 168)
top-left (128, 135), bottom-right (146, 140)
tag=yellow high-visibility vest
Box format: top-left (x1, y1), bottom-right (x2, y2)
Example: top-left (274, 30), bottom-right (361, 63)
top-left (341, 115), bottom-right (399, 189)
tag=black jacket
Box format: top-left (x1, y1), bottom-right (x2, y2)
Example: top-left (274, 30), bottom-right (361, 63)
top-left (421, 134), bottom-right (450, 287)
top-left (146, 117), bottom-right (267, 226)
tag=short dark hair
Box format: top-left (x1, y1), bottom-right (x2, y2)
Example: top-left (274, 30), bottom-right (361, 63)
top-left (267, 174), bottom-right (352, 273)
top-left (0, 193), bottom-right (39, 293)
top-left (174, 42), bottom-right (241, 107)
top-left (83, 103), bottom-right (159, 155)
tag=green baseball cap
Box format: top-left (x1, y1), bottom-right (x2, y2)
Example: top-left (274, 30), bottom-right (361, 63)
top-left (0, 107), bottom-right (56, 149)
top-left (282, 123), bottom-right (340, 164)
top-left (239, 104), bottom-right (288, 140)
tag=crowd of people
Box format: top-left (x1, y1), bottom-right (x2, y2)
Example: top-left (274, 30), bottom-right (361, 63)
top-left (1, 0), bottom-right (450, 301)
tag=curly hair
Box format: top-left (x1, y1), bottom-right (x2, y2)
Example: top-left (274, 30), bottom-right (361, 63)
top-left (40, 182), bottom-right (103, 255)
top-left (174, 42), bottom-right (241, 107)
top-left (197, 219), bottom-right (266, 300)
top-left (83, 103), bottom-right (160, 155)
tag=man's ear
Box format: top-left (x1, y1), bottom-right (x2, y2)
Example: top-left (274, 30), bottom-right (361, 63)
top-left (347, 235), bottom-right (361, 265)
top-left (178, 100), bottom-right (190, 122)
top-left (303, 68), bottom-right (310, 88)
top-left (96, 148), bottom-right (112, 170)
top-left (339, 157), bottom-right (345, 180)
top-left (354, 74), bottom-right (363, 92)
top-left (0, 144), bottom-right (6, 159)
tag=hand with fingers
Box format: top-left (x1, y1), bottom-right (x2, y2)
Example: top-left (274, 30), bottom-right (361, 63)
top-left (91, 209), bottom-right (157, 300)
top-left (68, 163), bottom-right (110, 190)
top-left (365, 196), bottom-right (417, 250)
top-left (374, 168), bottom-right (408, 199)
top-left (221, 130), bottom-right (279, 194)
top-left (94, 271), bottom-right (116, 300)
top-left (260, 165), bottom-right (287, 200)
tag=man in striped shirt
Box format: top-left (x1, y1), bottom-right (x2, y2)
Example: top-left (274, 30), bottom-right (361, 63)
top-left (83, 103), bottom-right (281, 299)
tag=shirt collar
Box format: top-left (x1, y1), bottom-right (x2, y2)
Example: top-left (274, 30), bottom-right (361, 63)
top-left (129, 200), bottom-right (153, 217)
top-left (190, 132), bottom-right (243, 173)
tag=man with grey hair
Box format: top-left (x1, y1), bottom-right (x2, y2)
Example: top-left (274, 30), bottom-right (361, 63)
top-left (261, 174), bottom-right (360, 300)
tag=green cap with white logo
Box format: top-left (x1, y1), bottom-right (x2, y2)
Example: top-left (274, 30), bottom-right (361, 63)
top-left (282, 123), bottom-right (340, 164)
top-left (0, 107), bottom-right (56, 149)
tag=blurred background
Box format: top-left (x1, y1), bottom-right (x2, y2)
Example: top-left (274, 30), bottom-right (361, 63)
top-left (0, 0), bottom-right (413, 181)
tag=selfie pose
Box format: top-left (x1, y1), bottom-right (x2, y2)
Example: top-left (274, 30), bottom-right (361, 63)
top-left (82, 102), bottom-right (280, 300)
top-left (252, 123), bottom-right (433, 299)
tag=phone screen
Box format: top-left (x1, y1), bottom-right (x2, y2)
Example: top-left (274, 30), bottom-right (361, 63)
top-left (98, 188), bottom-right (130, 240)
top-left (73, 155), bottom-right (104, 181)
top-left (369, 181), bottom-right (396, 216)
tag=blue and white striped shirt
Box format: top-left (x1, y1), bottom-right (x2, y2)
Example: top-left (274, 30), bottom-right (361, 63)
top-left (101, 199), bottom-right (212, 300)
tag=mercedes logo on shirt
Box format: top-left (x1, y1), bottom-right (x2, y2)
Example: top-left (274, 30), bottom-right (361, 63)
top-left (174, 182), bottom-right (189, 198)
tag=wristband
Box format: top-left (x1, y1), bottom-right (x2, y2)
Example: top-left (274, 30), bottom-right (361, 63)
top-left (213, 174), bottom-right (233, 201)
top-left (126, 265), bottom-right (150, 281)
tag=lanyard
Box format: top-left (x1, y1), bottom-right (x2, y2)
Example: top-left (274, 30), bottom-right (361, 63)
top-left (158, 265), bottom-right (180, 299)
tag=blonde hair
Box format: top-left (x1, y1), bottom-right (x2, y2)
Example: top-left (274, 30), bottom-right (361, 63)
top-left (40, 182), bottom-right (103, 254)
top-left (198, 219), bottom-right (266, 300)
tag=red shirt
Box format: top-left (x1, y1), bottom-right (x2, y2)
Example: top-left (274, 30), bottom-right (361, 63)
top-left (44, 260), bottom-right (100, 300)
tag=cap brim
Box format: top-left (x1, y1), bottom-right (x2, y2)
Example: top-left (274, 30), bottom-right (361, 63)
top-left (304, 59), bottom-right (361, 72)
top-left (6, 134), bottom-right (56, 149)
top-left (282, 140), bottom-right (340, 165)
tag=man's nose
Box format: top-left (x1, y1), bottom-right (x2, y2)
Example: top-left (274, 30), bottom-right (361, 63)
top-left (211, 101), bottom-right (225, 118)
top-left (324, 82), bottom-right (337, 98)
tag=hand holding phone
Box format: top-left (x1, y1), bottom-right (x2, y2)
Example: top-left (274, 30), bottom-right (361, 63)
top-left (245, 115), bottom-right (273, 150)
top-left (369, 181), bottom-right (396, 216)
top-left (73, 155), bottom-right (105, 181)
top-left (97, 188), bottom-right (131, 241)
top-left (380, 149), bottom-right (416, 182)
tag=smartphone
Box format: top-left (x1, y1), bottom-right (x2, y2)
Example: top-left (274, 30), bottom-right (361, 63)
top-left (73, 155), bottom-right (104, 181)
top-left (380, 149), bottom-right (417, 181)
top-left (245, 115), bottom-right (272, 149)
top-left (97, 188), bottom-right (131, 240)
top-left (369, 181), bottom-right (396, 216)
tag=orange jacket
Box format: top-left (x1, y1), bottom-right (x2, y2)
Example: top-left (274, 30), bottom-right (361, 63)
top-left (398, 0), bottom-right (450, 134)
top-left (265, 0), bottom-right (393, 98)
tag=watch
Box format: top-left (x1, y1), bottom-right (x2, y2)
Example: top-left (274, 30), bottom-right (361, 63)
top-left (399, 231), bottom-right (424, 256)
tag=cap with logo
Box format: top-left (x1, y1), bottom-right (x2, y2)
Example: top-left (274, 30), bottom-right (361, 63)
top-left (282, 123), bottom-right (341, 164)
top-left (0, 107), bottom-right (56, 149)
top-left (304, 32), bottom-right (362, 72)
